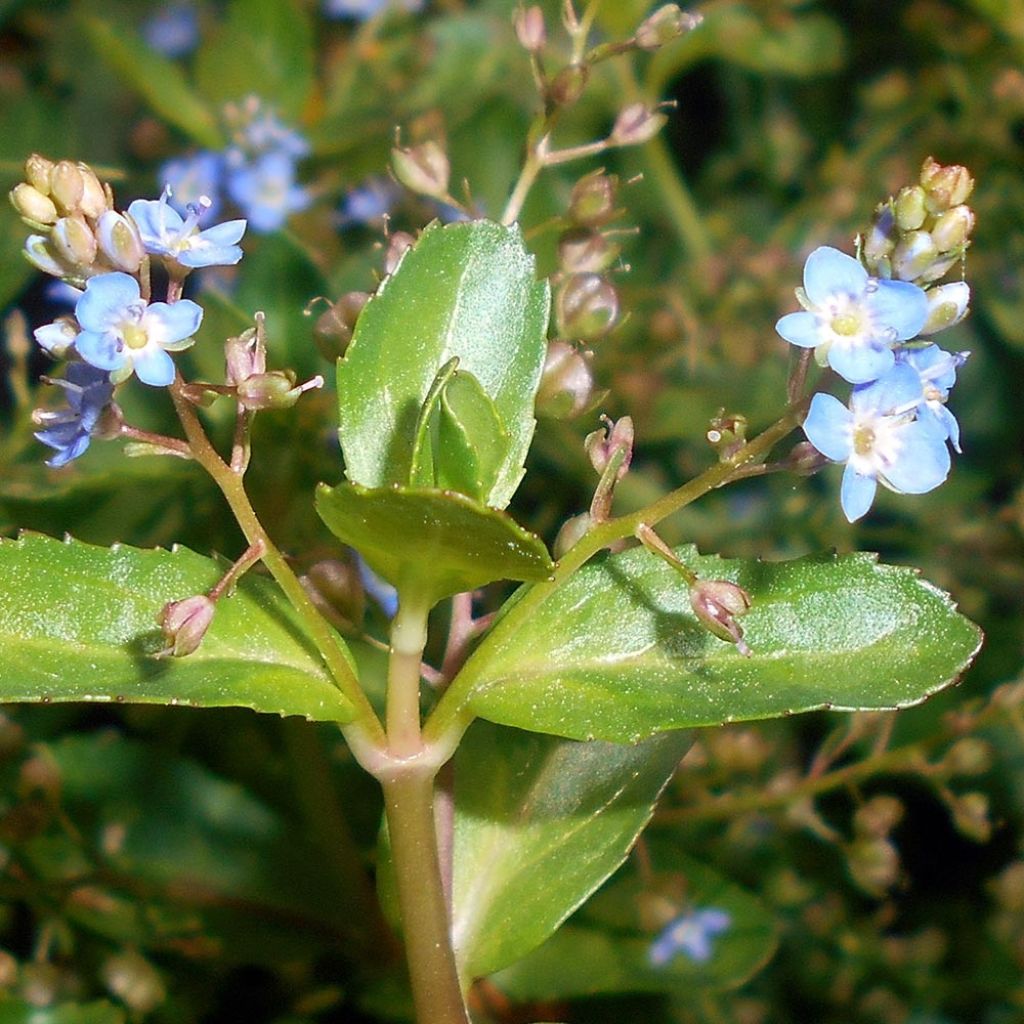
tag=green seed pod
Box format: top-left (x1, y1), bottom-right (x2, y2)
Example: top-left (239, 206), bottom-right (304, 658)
top-left (555, 273), bottom-right (620, 340)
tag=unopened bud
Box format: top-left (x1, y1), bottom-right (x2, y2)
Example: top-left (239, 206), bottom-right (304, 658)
top-left (49, 160), bottom-right (85, 214)
top-left (891, 230), bottom-right (938, 282)
top-left (34, 318), bottom-right (78, 359)
top-left (706, 410), bottom-right (748, 461)
top-left (51, 215), bottom-right (97, 267)
top-left (558, 229), bottom-right (620, 273)
top-left (847, 837), bottom-right (900, 896)
top-left (548, 63), bottom-right (589, 108)
top-left (236, 371), bottom-right (324, 410)
top-left (157, 595), bottom-right (215, 658)
top-left (783, 440), bottom-right (830, 476)
top-left (19, 750), bottom-right (61, 804)
top-left (568, 171), bottom-right (619, 227)
top-left (555, 272), bottom-right (620, 340)
top-left (553, 511), bottom-right (592, 559)
top-left (991, 861), bottom-right (1024, 912)
top-left (391, 140), bottom-right (450, 200)
top-left (9, 183), bottom-right (58, 227)
top-left (941, 737), bottom-right (992, 777)
top-left (302, 558), bottom-right (365, 630)
top-left (919, 157), bottom-right (974, 212)
top-left (101, 950), bottom-right (166, 1015)
top-left (894, 185), bottom-right (927, 231)
top-left (312, 291), bottom-right (370, 361)
top-left (585, 414), bottom-right (633, 479)
top-left (384, 231), bottom-right (416, 276)
top-left (921, 281), bottom-right (970, 335)
top-left (611, 103), bottom-right (668, 146)
top-left (514, 5), bottom-right (546, 51)
top-left (862, 205), bottom-right (896, 277)
top-left (23, 235), bottom-right (67, 278)
top-left (949, 791), bottom-right (991, 843)
top-left (931, 204), bottom-right (975, 252)
top-left (634, 4), bottom-right (694, 49)
top-left (96, 211), bottom-right (144, 272)
top-left (535, 340), bottom-right (596, 419)
top-left (76, 163), bottom-right (109, 219)
top-left (689, 579), bottom-right (752, 655)
top-left (853, 795), bottom-right (904, 838)
top-left (25, 153), bottom-right (54, 194)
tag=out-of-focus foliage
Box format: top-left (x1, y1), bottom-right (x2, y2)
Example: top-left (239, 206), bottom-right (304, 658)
top-left (0, 0), bottom-right (1021, 1022)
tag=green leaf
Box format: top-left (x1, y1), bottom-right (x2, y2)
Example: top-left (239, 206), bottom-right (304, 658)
top-left (315, 482), bottom-right (552, 607)
top-left (458, 547), bottom-right (982, 743)
top-left (437, 369), bottom-right (509, 501)
top-left (450, 720), bottom-right (692, 980)
top-left (336, 220), bottom-right (550, 510)
top-left (194, 0), bottom-right (314, 121)
top-left (81, 17), bottom-right (222, 150)
top-left (0, 1002), bottom-right (125, 1024)
top-left (0, 533), bottom-right (354, 722)
top-left (491, 851), bottom-right (777, 999)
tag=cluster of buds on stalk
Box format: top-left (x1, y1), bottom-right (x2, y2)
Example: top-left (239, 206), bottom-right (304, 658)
top-left (9, 156), bottom-right (144, 286)
top-left (861, 156), bottom-right (974, 334)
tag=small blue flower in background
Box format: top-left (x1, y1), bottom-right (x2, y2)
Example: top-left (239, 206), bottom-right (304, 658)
top-left (356, 555), bottom-right (399, 619)
top-left (323, 0), bottom-right (424, 20)
top-left (776, 246), bottom-right (929, 384)
top-left (896, 344), bottom-right (969, 452)
top-left (73, 272), bottom-right (203, 387)
top-left (33, 362), bottom-right (115, 467)
top-left (649, 907), bottom-right (732, 966)
top-left (160, 152), bottom-right (224, 220)
top-left (226, 151), bottom-right (311, 233)
top-left (339, 177), bottom-right (399, 227)
top-left (803, 363), bottom-right (952, 523)
top-left (143, 3), bottom-right (200, 58)
top-left (129, 191), bottom-right (246, 268)
top-left (231, 108), bottom-right (310, 162)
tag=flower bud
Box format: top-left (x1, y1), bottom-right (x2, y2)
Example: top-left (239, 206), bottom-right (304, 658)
top-left (991, 861), bottom-right (1024, 912)
top-left (23, 235), bottom-right (68, 278)
top-left (548, 63), bottom-right (589, 108)
top-left (236, 371), bottom-right (324, 410)
top-left (9, 183), bottom-right (58, 227)
top-left (96, 211), bottom-right (144, 272)
top-left (585, 414), bottom-right (634, 479)
top-left (157, 595), bottom-right (215, 658)
top-left (568, 171), bottom-right (620, 227)
top-left (301, 558), bottom-right (365, 630)
top-left (634, 4), bottom-right (694, 49)
top-left (50, 215), bottom-right (98, 267)
top-left (535, 340), bottom-right (596, 419)
top-left (861, 205), bottom-right (896, 277)
top-left (949, 791), bottom-right (991, 842)
top-left (76, 163), bottom-right (109, 219)
top-left (514, 5), bottom-right (546, 52)
top-left (553, 511), bottom-right (592, 559)
top-left (49, 160), bottom-right (85, 214)
top-left (921, 281), bottom-right (970, 334)
top-left (706, 409), bottom-right (748, 461)
top-left (611, 103), bottom-right (667, 146)
top-left (391, 140), bottom-right (451, 200)
top-left (894, 185), bottom-right (927, 231)
top-left (555, 272), bottom-right (620, 340)
top-left (34, 317), bottom-right (78, 359)
top-left (101, 950), bottom-right (166, 1015)
top-left (919, 157), bottom-right (974, 212)
top-left (847, 837), bottom-right (900, 896)
top-left (312, 291), bottom-right (370, 361)
top-left (930, 204), bottom-right (975, 252)
top-left (891, 230), bottom-right (938, 282)
top-left (941, 737), bottom-right (992, 777)
top-left (25, 153), bottom-right (54, 194)
top-left (383, 230), bottom-right (416, 276)
top-left (781, 440), bottom-right (830, 476)
top-left (689, 579), bottom-right (752, 655)
top-left (853, 795), bottom-right (904, 838)
top-left (557, 228), bottom-right (620, 274)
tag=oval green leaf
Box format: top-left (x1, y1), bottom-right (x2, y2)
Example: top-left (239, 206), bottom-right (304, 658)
top-left (315, 482), bottom-right (553, 607)
top-left (0, 533), bottom-right (354, 722)
top-left (336, 220), bottom-right (550, 509)
top-left (458, 547), bottom-right (982, 743)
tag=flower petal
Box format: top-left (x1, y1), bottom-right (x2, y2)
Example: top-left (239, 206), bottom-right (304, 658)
top-left (803, 247), bottom-right (867, 306)
top-left (75, 329), bottom-right (126, 372)
top-left (145, 299), bottom-right (203, 346)
top-left (775, 311), bottom-right (820, 348)
top-left (75, 272), bottom-right (140, 332)
top-left (852, 363), bottom-right (922, 414)
top-left (828, 342), bottom-right (895, 385)
top-left (132, 346), bottom-right (176, 387)
top-left (865, 278), bottom-right (928, 341)
top-left (840, 464), bottom-right (877, 522)
top-left (881, 421), bottom-right (951, 494)
top-left (803, 393), bottom-right (852, 461)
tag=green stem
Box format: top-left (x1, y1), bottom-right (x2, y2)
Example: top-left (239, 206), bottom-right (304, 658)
top-left (387, 597), bottom-right (430, 759)
top-left (381, 769), bottom-right (469, 1024)
top-left (423, 398), bottom-right (809, 749)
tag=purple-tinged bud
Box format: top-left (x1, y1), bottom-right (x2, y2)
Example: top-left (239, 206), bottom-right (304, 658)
top-left (25, 153), bottom-right (54, 195)
top-left (225, 327), bottom-right (267, 386)
top-left (610, 103), bottom-right (668, 146)
top-left (919, 157), bottom-right (974, 212)
top-left (23, 235), bottom-right (67, 278)
top-left (634, 4), bottom-right (697, 50)
top-left (391, 140), bottom-right (451, 200)
top-left (50, 215), bottom-right (97, 267)
top-left (49, 160), bottom-right (85, 214)
top-left (862, 204), bottom-right (896, 277)
top-left (535, 340), bottom-right (597, 419)
top-left (853, 795), bottom-right (904, 838)
top-left (96, 211), bottom-right (144, 272)
top-left (921, 281), bottom-right (970, 334)
top-left (569, 171), bottom-right (620, 227)
top-left (891, 230), bottom-right (938, 282)
top-left (301, 558), bottom-right (366, 630)
top-left (558, 228), bottom-right (621, 274)
top-left (383, 231), bottom-right (416, 276)
top-left (157, 594), bottom-right (215, 658)
top-left (553, 511), bottom-right (592, 559)
top-left (555, 272), bottom-right (620, 340)
top-left (236, 371), bottom-right (324, 411)
top-left (514, 5), bottom-right (546, 52)
top-left (894, 185), bottom-right (927, 231)
top-left (312, 291), bottom-right (370, 361)
top-left (585, 414), bottom-right (633, 479)
top-left (9, 183), bottom-right (58, 227)
top-left (782, 440), bottom-right (830, 476)
top-left (689, 579), bottom-right (752, 655)
top-left (548, 63), bottom-right (589, 108)
top-left (931, 204), bottom-right (975, 252)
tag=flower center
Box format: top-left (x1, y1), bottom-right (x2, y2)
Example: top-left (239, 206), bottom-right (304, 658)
top-left (121, 322), bottom-right (149, 350)
top-left (831, 313), bottom-right (861, 336)
top-left (853, 423), bottom-right (876, 457)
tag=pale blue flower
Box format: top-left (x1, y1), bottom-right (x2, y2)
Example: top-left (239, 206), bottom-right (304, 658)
top-left (339, 177), bottom-right (399, 227)
top-left (129, 191), bottom-right (246, 268)
top-left (776, 247), bottom-right (929, 384)
top-left (33, 362), bottom-right (115, 467)
top-left (234, 110), bottom-right (310, 161)
top-left (649, 908), bottom-right (732, 966)
top-left (160, 152), bottom-right (224, 220)
top-left (73, 272), bottom-right (203, 387)
top-left (356, 555), bottom-right (398, 618)
top-left (896, 344), bottom-right (968, 452)
top-left (226, 151), bottom-right (311, 233)
top-left (803, 364), bottom-right (952, 522)
top-left (143, 4), bottom-right (199, 58)
top-left (323, 0), bottom-right (424, 19)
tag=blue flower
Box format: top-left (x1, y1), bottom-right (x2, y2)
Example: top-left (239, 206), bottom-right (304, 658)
top-left (803, 363), bottom-right (952, 522)
top-left (160, 152), bottom-right (225, 220)
top-left (143, 4), bottom-right (199, 58)
top-left (649, 908), bottom-right (732, 966)
top-left (226, 151), bottom-right (311, 233)
top-left (232, 108), bottom-right (310, 161)
top-left (339, 177), bottom-right (399, 227)
top-left (895, 344), bottom-right (968, 452)
top-left (128, 191), bottom-right (246, 268)
top-left (73, 272), bottom-right (203, 387)
top-left (323, 0), bottom-right (424, 20)
top-left (776, 247), bottom-right (929, 384)
top-left (33, 362), bottom-right (115, 467)
top-left (356, 555), bottom-right (399, 618)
